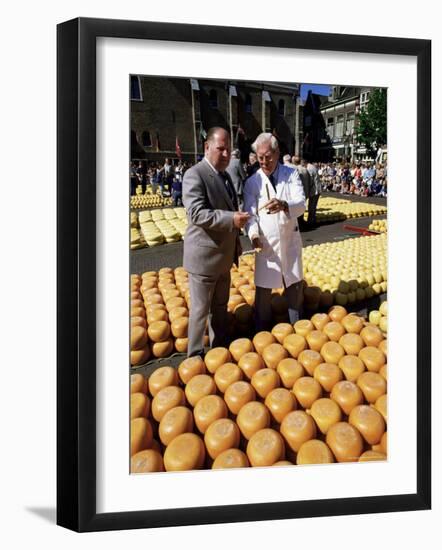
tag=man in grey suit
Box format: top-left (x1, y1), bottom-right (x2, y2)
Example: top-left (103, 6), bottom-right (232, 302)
top-left (183, 127), bottom-right (250, 358)
top-left (226, 148), bottom-right (246, 207)
top-left (293, 156), bottom-right (311, 230)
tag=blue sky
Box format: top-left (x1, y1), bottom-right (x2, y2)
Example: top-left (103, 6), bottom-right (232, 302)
top-left (300, 83), bottom-right (331, 101)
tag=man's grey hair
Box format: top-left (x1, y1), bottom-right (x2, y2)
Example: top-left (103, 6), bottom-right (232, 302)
top-left (231, 149), bottom-right (240, 158)
top-left (251, 132), bottom-right (279, 153)
top-left (283, 154), bottom-right (291, 163)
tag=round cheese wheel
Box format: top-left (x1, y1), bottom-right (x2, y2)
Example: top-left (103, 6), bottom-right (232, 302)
top-left (163, 433), bottom-right (205, 471)
top-left (131, 373), bottom-right (147, 394)
top-left (131, 291), bottom-right (142, 301)
top-left (280, 410), bottom-right (317, 452)
top-left (326, 421), bottom-right (364, 462)
top-left (276, 358), bottom-right (304, 388)
top-left (224, 381), bottom-right (256, 415)
top-left (360, 325), bottom-right (384, 347)
top-left (204, 418), bottom-right (240, 459)
top-left (236, 401), bottom-right (270, 440)
top-left (341, 314), bottom-right (364, 334)
top-left (147, 320), bottom-right (171, 343)
top-left (166, 297), bottom-right (186, 312)
top-left (130, 417), bottom-right (153, 456)
top-left (292, 376), bottom-right (322, 409)
top-left (147, 309), bottom-right (169, 324)
top-left (271, 323), bottom-right (294, 344)
top-left (379, 363), bottom-right (387, 381)
top-left (247, 429), bottom-right (285, 467)
top-left (151, 338), bottom-right (174, 358)
top-left (313, 362), bottom-right (344, 392)
top-left (349, 404), bottom-right (386, 445)
top-left (311, 313), bottom-right (330, 331)
top-left (328, 305), bottom-right (348, 322)
top-left (306, 330), bottom-right (329, 352)
top-left (282, 334), bottom-right (307, 359)
top-left (130, 345), bottom-right (150, 366)
top-left (229, 338), bottom-right (254, 362)
top-left (131, 298), bottom-right (144, 310)
top-left (338, 355), bottom-right (366, 382)
top-left (264, 388), bottom-right (297, 423)
top-left (214, 363), bottom-right (243, 393)
top-left (131, 449), bottom-right (164, 473)
top-left (238, 352), bottom-right (265, 380)
top-left (380, 431), bottom-right (388, 454)
top-left (145, 293), bottom-right (164, 306)
top-left (178, 356), bottom-right (206, 384)
top-left (193, 395), bottom-right (228, 434)
top-left (162, 289), bottom-right (180, 302)
top-left (205, 347), bottom-right (232, 374)
top-left (320, 341), bottom-right (345, 364)
top-left (171, 317), bottom-right (188, 338)
top-left (296, 439), bottom-right (334, 465)
top-left (378, 338), bottom-right (387, 356)
top-left (168, 306), bottom-right (189, 323)
top-left (310, 398), bottom-right (342, 434)
top-left (145, 303), bottom-right (166, 316)
top-left (357, 372), bottom-right (387, 403)
top-left (131, 316), bottom-right (147, 329)
top-left (298, 349), bottom-right (323, 376)
top-left (359, 450), bottom-right (387, 462)
top-left (212, 448), bottom-right (250, 469)
top-left (131, 306), bottom-right (146, 319)
top-left (185, 374), bottom-right (217, 407)
top-left (252, 331), bottom-right (276, 355)
top-left (158, 405), bottom-right (194, 446)
top-left (148, 366), bottom-right (179, 397)
top-left (151, 385), bottom-right (186, 422)
top-left (251, 368), bottom-right (281, 399)
top-left (375, 394), bottom-right (387, 422)
top-left (293, 319), bottom-right (314, 337)
top-left (358, 346), bottom-right (386, 372)
top-left (130, 392), bottom-right (151, 419)
top-left (262, 343), bottom-right (289, 369)
top-left (174, 338), bottom-right (188, 353)
top-left (323, 321), bottom-right (346, 342)
top-left (330, 380), bottom-right (364, 415)
top-left (339, 333), bottom-right (365, 355)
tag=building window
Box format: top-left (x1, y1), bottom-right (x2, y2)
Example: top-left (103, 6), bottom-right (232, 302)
top-left (209, 89), bottom-right (218, 109)
top-left (278, 99), bottom-right (285, 116)
top-left (346, 112), bottom-right (355, 134)
top-left (336, 114), bottom-right (344, 138)
top-left (141, 131), bottom-right (152, 147)
top-left (327, 117), bottom-right (334, 138)
top-left (245, 94), bottom-right (252, 113)
top-left (130, 75), bottom-right (142, 101)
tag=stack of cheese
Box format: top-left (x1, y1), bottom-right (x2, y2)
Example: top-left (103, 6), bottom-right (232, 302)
top-left (304, 197), bottom-right (387, 223)
top-left (368, 219), bottom-right (388, 233)
top-left (130, 304), bottom-right (388, 473)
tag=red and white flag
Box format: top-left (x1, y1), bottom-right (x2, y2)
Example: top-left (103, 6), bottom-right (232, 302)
top-left (175, 137), bottom-right (182, 159)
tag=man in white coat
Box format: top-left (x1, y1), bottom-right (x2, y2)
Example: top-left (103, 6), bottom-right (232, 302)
top-left (243, 133), bottom-right (306, 331)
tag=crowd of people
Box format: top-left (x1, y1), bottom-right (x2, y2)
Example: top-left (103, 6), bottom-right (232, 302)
top-left (316, 161), bottom-right (387, 197)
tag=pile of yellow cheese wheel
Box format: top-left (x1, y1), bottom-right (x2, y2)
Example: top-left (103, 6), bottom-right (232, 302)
top-left (131, 192), bottom-right (173, 210)
top-left (130, 303), bottom-right (388, 473)
top-left (368, 219), bottom-right (387, 233)
top-left (304, 197), bottom-right (387, 223)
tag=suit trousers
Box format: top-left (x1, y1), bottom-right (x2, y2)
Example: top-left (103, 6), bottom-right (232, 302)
top-left (187, 271), bottom-right (231, 357)
top-left (308, 193), bottom-right (320, 224)
top-left (255, 281), bottom-right (304, 332)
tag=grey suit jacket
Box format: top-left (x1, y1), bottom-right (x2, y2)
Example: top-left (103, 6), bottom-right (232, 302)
top-left (226, 158), bottom-right (246, 197)
top-left (182, 159), bottom-right (240, 276)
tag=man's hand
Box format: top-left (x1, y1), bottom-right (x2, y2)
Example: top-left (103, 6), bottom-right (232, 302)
top-left (263, 198), bottom-right (289, 214)
top-left (251, 236), bottom-right (263, 251)
top-left (233, 211), bottom-right (250, 229)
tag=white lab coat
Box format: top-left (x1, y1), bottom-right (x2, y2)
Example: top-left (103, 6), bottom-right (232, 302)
top-left (243, 164), bottom-right (306, 289)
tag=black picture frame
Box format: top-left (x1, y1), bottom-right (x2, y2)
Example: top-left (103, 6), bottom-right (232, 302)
top-left (57, 17), bottom-right (431, 532)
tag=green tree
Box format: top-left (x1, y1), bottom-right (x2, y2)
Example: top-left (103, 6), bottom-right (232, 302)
top-left (356, 88), bottom-right (387, 158)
